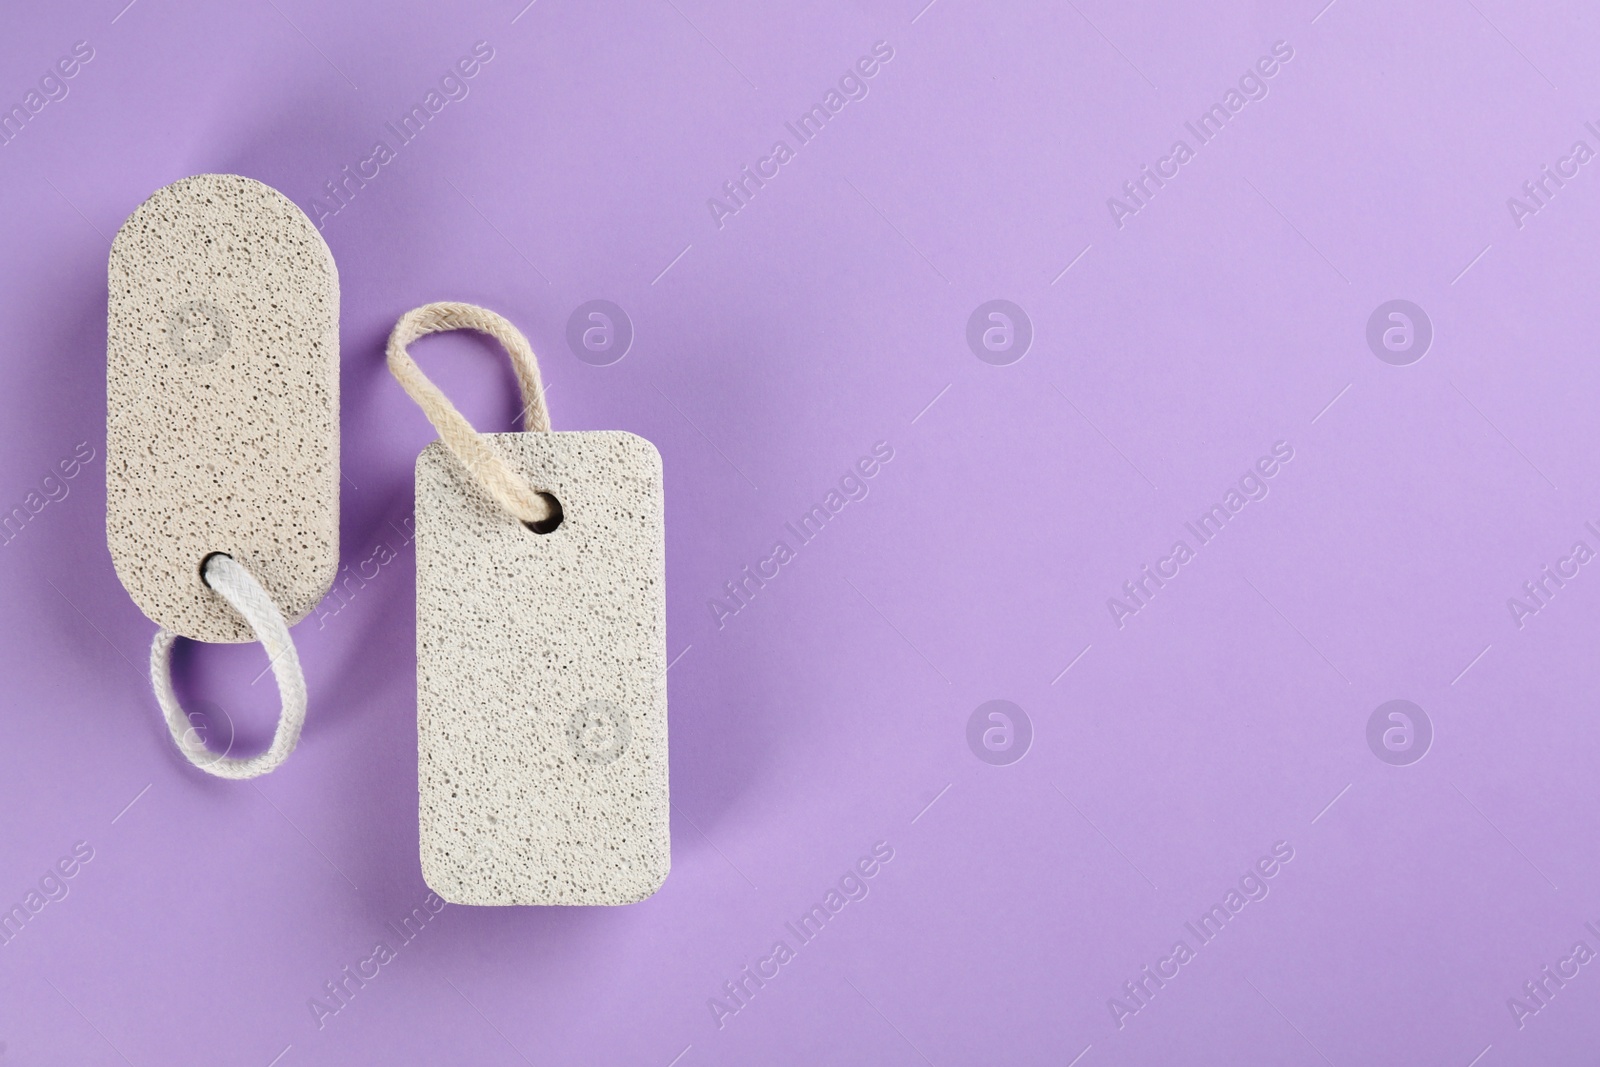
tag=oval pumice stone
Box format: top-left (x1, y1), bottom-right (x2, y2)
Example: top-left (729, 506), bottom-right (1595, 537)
top-left (107, 173), bottom-right (339, 642)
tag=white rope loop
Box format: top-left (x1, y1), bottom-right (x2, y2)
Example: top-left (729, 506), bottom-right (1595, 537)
top-left (150, 554), bottom-right (307, 780)
top-left (386, 301), bottom-right (555, 524)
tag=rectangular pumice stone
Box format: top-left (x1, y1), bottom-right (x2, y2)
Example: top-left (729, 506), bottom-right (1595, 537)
top-left (106, 173), bottom-right (339, 642)
top-left (415, 431), bottom-right (670, 905)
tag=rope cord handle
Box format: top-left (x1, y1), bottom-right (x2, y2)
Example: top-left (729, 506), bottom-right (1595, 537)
top-left (387, 302), bottom-right (555, 524)
top-left (150, 554), bottom-right (307, 779)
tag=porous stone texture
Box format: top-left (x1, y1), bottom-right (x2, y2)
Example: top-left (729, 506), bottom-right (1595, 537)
top-left (415, 431), bottom-right (669, 906)
top-left (107, 173), bottom-right (339, 642)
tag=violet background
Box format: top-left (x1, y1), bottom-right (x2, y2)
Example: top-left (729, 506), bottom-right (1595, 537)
top-left (3, 0), bottom-right (1600, 1063)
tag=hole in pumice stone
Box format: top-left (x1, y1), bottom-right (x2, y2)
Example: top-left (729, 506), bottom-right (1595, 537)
top-left (521, 493), bottom-right (563, 534)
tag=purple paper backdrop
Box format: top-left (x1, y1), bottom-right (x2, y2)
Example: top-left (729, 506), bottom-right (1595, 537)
top-left (3, 0), bottom-right (1600, 1063)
